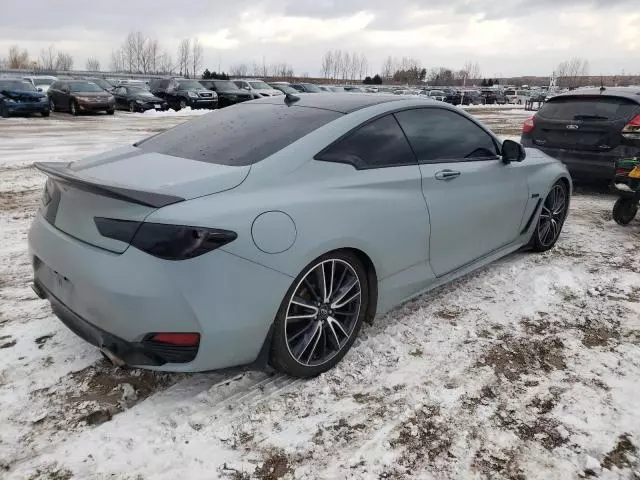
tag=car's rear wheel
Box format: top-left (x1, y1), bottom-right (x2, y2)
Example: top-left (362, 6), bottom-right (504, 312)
top-left (106, 108), bottom-right (115, 115)
top-left (129, 101), bottom-right (136, 113)
top-left (41, 110), bottom-right (50, 117)
top-left (530, 181), bottom-right (569, 252)
top-left (270, 251), bottom-right (368, 378)
top-left (70, 100), bottom-right (79, 116)
top-left (612, 197), bottom-right (638, 225)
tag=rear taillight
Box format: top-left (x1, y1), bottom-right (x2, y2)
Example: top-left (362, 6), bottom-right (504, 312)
top-left (95, 218), bottom-right (236, 260)
top-left (622, 114), bottom-right (640, 139)
top-left (148, 333), bottom-right (200, 346)
top-left (522, 116), bottom-right (535, 133)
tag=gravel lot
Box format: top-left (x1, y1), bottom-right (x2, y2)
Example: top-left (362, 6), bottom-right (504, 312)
top-left (0, 106), bottom-right (638, 480)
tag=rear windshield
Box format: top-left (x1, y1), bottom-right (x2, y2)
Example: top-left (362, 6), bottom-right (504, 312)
top-left (137, 103), bottom-right (341, 166)
top-left (538, 96), bottom-right (639, 121)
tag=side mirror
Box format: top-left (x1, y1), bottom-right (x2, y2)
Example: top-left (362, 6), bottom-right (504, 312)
top-left (502, 139), bottom-right (526, 164)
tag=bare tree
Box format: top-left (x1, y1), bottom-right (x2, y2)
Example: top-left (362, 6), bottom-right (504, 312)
top-left (177, 38), bottom-right (191, 76)
top-left (461, 60), bottom-right (481, 84)
top-left (110, 48), bottom-right (125, 72)
top-left (55, 52), bottom-right (74, 71)
top-left (556, 57), bottom-right (589, 88)
top-left (191, 38), bottom-right (203, 78)
top-left (8, 45), bottom-right (30, 69)
top-left (359, 54), bottom-right (368, 80)
top-left (39, 46), bottom-right (57, 70)
top-left (229, 63), bottom-right (249, 77)
top-left (146, 39), bottom-right (160, 73)
top-left (158, 51), bottom-right (173, 74)
top-left (86, 57), bottom-right (100, 71)
top-left (321, 50), bottom-right (333, 79)
top-left (332, 50), bottom-right (343, 81)
top-left (251, 61), bottom-right (261, 76)
top-left (381, 56), bottom-right (394, 80)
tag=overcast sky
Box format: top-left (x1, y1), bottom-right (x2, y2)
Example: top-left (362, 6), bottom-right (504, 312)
top-left (1, 0), bottom-right (638, 77)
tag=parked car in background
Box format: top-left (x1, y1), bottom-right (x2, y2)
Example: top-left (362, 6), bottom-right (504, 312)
top-left (48, 80), bottom-right (115, 115)
top-left (328, 86), bottom-right (346, 92)
top-left (443, 89), bottom-right (462, 105)
top-left (22, 75), bottom-right (58, 94)
top-left (481, 89), bottom-right (507, 105)
top-left (521, 87), bottom-right (640, 182)
top-left (317, 86), bottom-right (331, 92)
top-left (460, 90), bottom-right (483, 105)
top-left (290, 83), bottom-right (322, 93)
top-left (343, 86), bottom-right (365, 93)
top-left (112, 85), bottom-right (167, 112)
top-left (150, 78), bottom-right (217, 110)
top-left (199, 79), bottom-right (252, 108)
top-left (504, 89), bottom-right (518, 104)
top-left (0, 79), bottom-right (50, 117)
top-left (29, 93), bottom-right (570, 378)
top-left (269, 82), bottom-right (301, 95)
top-left (113, 79), bottom-right (149, 89)
top-left (83, 77), bottom-right (115, 92)
top-left (426, 90), bottom-right (446, 101)
top-left (233, 79), bottom-right (282, 98)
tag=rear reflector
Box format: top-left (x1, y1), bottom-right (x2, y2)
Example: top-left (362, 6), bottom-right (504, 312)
top-left (149, 332), bottom-right (200, 346)
top-left (522, 116), bottom-right (535, 133)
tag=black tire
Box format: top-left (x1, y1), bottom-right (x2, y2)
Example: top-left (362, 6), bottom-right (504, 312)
top-left (41, 110), bottom-right (50, 117)
top-left (106, 108), bottom-right (115, 115)
top-left (0, 104), bottom-right (8, 118)
top-left (178, 99), bottom-right (187, 110)
top-left (530, 180), bottom-right (569, 252)
top-left (612, 197), bottom-right (638, 225)
top-left (70, 100), bottom-right (79, 116)
top-left (49, 99), bottom-right (55, 112)
top-left (129, 101), bottom-right (136, 113)
top-left (270, 250), bottom-right (369, 378)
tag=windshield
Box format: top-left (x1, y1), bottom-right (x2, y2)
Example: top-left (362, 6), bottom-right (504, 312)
top-left (69, 82), bottom-right (103, 92)
top-left (213, 80), bottom-right (239, 90)
top-left (249, 81), bottom-right (271, 90)
top-left (0, 80), bottom-right (36, 91)
top-left (272, 84), bottom-right (298, 94)
top-left (33, 78), bottom-right (55, 86)
top-left (301, 83), bottom-right (321, 93)
top-left (129, 87), bottom-right (154, 97)
top-left (538, 96), bottom-right (640, 121)
top-left (430, 90), bottom-right (445, 95)
top-left (89, 79), bottom-right (112, 89)
top-left (177, 80), bottom-right (204, 90)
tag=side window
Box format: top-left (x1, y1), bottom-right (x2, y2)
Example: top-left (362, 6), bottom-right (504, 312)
top-left (316, 114), bottom-right (416, 169)
top-left (115, 87), bottom-right (126, 95)
top-left (394, 108), bottom-right (498, 163)
top-left (50, 82), bottom-right (59, 90)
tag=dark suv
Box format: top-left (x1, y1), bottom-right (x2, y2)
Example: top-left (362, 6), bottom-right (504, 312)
top-left (48, 80), bottom-right (115, 115)
top-left (150, 78), bottom-right (217, 110)
top-left (198, 79), bottom-right (252, 108)
top-left (521, 88), bottom-right (640, 181)
top-left (481, 89), bottom-right (507, 105)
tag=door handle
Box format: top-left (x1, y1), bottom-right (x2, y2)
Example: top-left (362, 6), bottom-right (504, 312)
top-left (434, 169), bottom-right (461, 180)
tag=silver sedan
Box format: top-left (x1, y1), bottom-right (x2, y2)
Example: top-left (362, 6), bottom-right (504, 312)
top-left (29, 94), bottom-right (571, 377)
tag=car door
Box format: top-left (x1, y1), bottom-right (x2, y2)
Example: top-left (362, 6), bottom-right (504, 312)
top-left (112, 87), bottom-right (126, 108)
top-left (394, 107), bottom-right (529, 277)
top-left (315, 114), bottom-right (432, 297)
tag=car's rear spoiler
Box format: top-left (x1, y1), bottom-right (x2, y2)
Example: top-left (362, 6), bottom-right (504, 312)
top-left (33, 162), bottom-right (184, 208)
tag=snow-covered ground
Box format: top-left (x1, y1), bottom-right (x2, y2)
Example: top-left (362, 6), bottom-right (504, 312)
top-left (0, 109), bottom-right (638, 480)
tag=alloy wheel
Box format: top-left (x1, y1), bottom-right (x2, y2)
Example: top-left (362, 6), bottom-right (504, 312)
top-left (49, 100), bottom-right (55, 112)
top-left (284, 259), bottom-right (362, 367)
top-left (538, 183), bottom-right (567, 247)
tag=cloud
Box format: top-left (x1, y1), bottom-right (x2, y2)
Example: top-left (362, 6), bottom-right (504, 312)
top-left (0, 0), bottom-right (638, 77)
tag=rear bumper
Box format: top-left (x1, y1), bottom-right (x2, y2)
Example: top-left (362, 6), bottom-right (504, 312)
top-left (520, 139), bottom-right (638, 181)
top-left (77, 102), bottom-right (115, 111)
top-left (32, 280), bottom-right (173, 366)
top-left (28, 211), bottom-right (292, 372)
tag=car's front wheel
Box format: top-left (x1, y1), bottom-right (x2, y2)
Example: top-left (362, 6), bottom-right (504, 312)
top-left (70, 100), bottom-right (79, 116)
top-left (129, 101), bottom-right (136, 113)
top-left (530, 181), bottom-right (569, 252)
top-left (270, 251), bottom-right (369, 377)
top-left (0, 103), bottom-right (8, 118)
top-left (178, 99), bottom-right (187, 110)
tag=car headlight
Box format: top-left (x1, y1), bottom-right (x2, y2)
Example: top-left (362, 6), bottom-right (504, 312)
top-left (187, 92), bottom-right (198, 98)
top-left (76, 96), bottom-right (90, 102)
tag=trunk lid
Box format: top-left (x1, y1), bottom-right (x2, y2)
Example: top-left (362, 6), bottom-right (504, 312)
top-left (532, 95), bottom-right (640, 152)
top-left (35, 146), bottom-right (250, 253)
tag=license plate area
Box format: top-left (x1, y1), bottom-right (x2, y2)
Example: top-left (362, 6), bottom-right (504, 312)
top-left (34, 257), bottom-right (74, 302)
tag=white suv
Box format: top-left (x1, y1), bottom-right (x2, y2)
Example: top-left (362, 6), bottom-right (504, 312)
top-left (233, 79), bottom-right (283, 98)
top-left (23, 75), bottom-right (58, 93)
